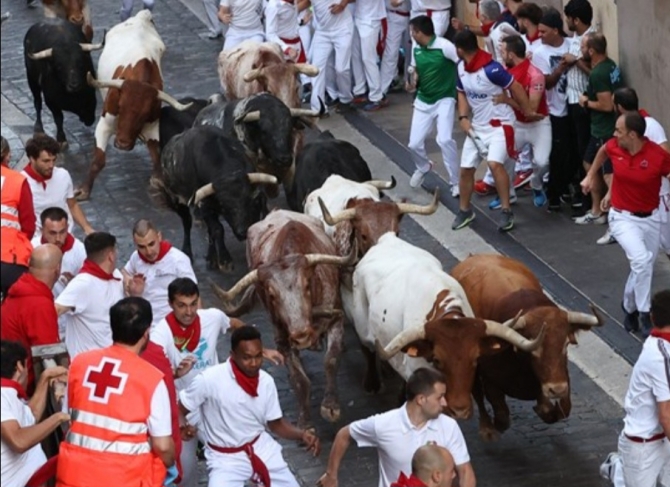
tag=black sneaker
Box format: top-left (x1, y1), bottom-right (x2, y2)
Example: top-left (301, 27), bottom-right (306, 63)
top-left (336, 103), bottom-right (354, 113)
top-left (622, 302), bottom-right (639, 332)
top-left (639, 312), bottom-right (652, 338)
top-left (325, 95), bottom-right (339, 108)
top-left (498, 209), bottom-right (514, 232)
top-left (547, 199), bottom-right (561, 213)
top-left (452, 209), bottom-right (475, 230)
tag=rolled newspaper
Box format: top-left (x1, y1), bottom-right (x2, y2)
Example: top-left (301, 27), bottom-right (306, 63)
top-left (467, 129), bottom-right (489, 159)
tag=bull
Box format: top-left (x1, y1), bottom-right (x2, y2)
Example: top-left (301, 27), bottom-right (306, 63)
top-left (24, 19), bottom-right (101, 148)
top-left (218, 40), bottom-right (318, 108)
top-left (212, 210), bottom-right (354, 428)
top-left (451, 254), bottom-right (603, 440)
top-left (159, 95), bottom-right (223, 153)
top-left (77, 11), bottom-right (191, 200)
top-left (157, 125), bottom-right (277, 271)
top-left (345, 233), bottom-right (546, 418)
top-left (42, 0), bottom-right (92, 41)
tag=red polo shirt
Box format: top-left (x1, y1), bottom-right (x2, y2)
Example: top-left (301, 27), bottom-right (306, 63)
top-left (605, 138), bottom-right (670, 213)
top-left (508, 58), bottom-right (549, 123)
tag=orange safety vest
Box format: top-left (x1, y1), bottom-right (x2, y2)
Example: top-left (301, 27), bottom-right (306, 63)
top-left (56, 345), bottom-right (167, 487)
top-left (1, 165), bottom-right (33, 267)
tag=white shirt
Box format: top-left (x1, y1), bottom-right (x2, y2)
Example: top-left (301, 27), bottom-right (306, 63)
top-left (385, 0), bottom-right (410, 12)
top-left (265, 0), bottom-right (300, 48)
top-left (457, 58), bottom-right (516, 126)
top-left (415, 0), bottom-right (450, 10)
top-left (349, 403), bottom-right (470, 487)
top-left (311, 0), bottom-right (353, 32)
top-left (353, 0), bottom-right (386, 21)
top-left (531, 39), bottom-right (570, 117)
top-left (623, 336), bottom-right (670, 438)
top-left (123, 247), bottom-right (196, 325)
top-left (644, 115), bottom-right (670, 196)
top-left (486, 22), bottom-right (519, 63)
top-left (147, 379), bottom-right (173, 437)
top-left (55, 270), bottom-right (125, 359)
top-left (1, 387), bottom-right (48, 487)
top-left (21, 166), bottom-right (74, 237)
top-left (150, 308), bottom-right (231, 391)
top-left (566, 26), bottom-right (594, 104)
top-left (179, 360), bottom-right (283, 447)
top-left (219, 0), bottom-right (264, 32)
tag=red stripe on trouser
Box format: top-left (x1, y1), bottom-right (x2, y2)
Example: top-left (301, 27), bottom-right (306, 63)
top-left (490, 119), bottom-right (517, 158)
top-left (377, 18), bottom-right (389, 57)
top-left (279, 37), bottom-right (306, 63)
top-left (26, 455), bottom-right (58, 487)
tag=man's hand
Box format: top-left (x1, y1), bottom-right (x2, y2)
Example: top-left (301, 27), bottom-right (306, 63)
top-left (175, 356), bottom-right (197, 379)
top-left (219, 12), bottom-right (232, 23)
top-left (302, 429), bottom-right (321, 456)
top-left (317, 471), bottom-right (337, 487)
top-left (60, 272), bottom-right (75, 285)
top-left (600, 191), bottom-right (612, 213)
top-left (451, 18), bottom-right (465, 31)
top-left (329, 1), bottom-right (347, 14)
top-left (578, 94), bottom-right (589, 108)
top-left (262, 348), bottom-right (285, 366)
top-left (126, 274), bottom-right (146, 296)
top-left (580, 174), bottom-right (593, 194)
top-left (302, 10), bottom-right (312, 24)
top-left (459, 117), bottom-right (472, 134)
top-left (180, 424), bottom-right (197, 441)
top-left (42, 366), bottom-right (68, 382)
top-left (561, 53), bottom-right (577, 67)
top-left (83, 225), bottom-right (95, 235)
top-left (492, 93), bottom-right (510, 106)
top-left (56, 411), bottom-right (71, 425)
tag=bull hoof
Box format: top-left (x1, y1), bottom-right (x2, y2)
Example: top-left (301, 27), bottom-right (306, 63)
top-left (74, 188), bottom-right (90, 201)
top-left (320, 403), bottom-right (341, 423)
top-left (218, 261), bottom-right (234, 273)
top-left (479, 426), bottom-right (501, 442)
top-left (493, 415), bottom-right (511, 432)
top-left (59, 140), bottom-right (69, 151)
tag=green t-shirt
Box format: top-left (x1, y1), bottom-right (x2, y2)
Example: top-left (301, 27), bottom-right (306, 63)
top-left (413, 36), bottom-right (458, 105)
top-left (587, 58), bottom-right (623, 139)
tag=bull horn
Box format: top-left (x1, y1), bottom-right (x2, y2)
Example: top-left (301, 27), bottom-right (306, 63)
top-left (305, 240), bottom-right (357, 267)
top-left (290, 108), bottom-right (321, 118)
top-left (210, 271), bottom-right (259, 302)
top-left (312, 307), bottom-right (343, 319)
top-left (247, 173), bottom-right (278, 185)
top-left (238, 110), bottom-right (261, 123)
top-left (318, 197), bottom-right (356, 226)
top-left (484, 320), bottom-right (546, 352)
top-left (189, 183), bottom-right (215, 206)
top-left (566, 303), bottom-right (604, 327)
top-left (28, 48), bottom-right (54, 60)
top-left (365, 176), bottom-right (397, 190)
top-left (396, 189), bottom-right (440, 215)
top-left (156, 90), bottom-right (193, 111)
top-left (86, 72), bottom-right (124, 90)
top-left (79, 42), bottom-right (103, 52)
top-left (292, 63), bottom-right (319, 76)
top-left (243, 67), bottom-right (265, 82)
top-left (502, 310), bottom-right (526, 329)
top-left (377, 327), bottom-right (426, 360)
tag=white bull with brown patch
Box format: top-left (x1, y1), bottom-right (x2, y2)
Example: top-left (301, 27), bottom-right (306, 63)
top-left (42, 0), bottom-right (93, 40)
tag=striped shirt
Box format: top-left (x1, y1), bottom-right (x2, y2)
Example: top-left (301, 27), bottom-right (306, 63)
top-left (566, 26), bottom-right (595, 104)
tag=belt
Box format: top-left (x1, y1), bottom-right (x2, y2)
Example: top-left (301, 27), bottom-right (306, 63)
top-left (624, 432), bottom-right (665, 443)
top-left (279, 36), bottom-right (301, 44)
top-left (390, 9), bottom-right (410, 16)
top-left (209, 436), bottom-right (271, 487)
top-left (612, 207), bottom-right (653, 219)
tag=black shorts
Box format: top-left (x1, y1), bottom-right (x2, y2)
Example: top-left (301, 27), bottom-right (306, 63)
top-left (584, 136), bottom-right (613, 173)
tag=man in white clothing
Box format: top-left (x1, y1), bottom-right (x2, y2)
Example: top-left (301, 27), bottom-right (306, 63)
top-left (266, 0), bottom-right (308, 62)
top-left (55, 232), bottom-right (124, 359)
top-left (380, 0), bottom-right (410, 96)
top-left (179, 325), bottom-right (319, 486)
top-left (21, 134), bottom-right (94, 239)
top-left (122, 219), bottom-right (196, 325)
top-left (309, 0), bottom-right (355, 114)
top-left (32, 207), bottom-right (86, 340)
top-left (410, 0), bottom-right (450, 38)
top-left (219, 0), bottom-right (265, 50)
top-left (350, 0), bottom-right (387, 111)
top-left (203, 0), bottom-right (224, 38)
top-left (317, 367), bottom-right (475, 487)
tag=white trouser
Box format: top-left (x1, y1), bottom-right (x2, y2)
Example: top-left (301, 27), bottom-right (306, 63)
top-left (299, 21), bottom-right (313, 86)
top-left (658, 192), bottom-right (670, 255)
top-left (206, 432), bottom-right (299, 487)
top-left (202, 0), bottom-right (223, 35)
top-left (120, 0), bottom-right (154, 21)
top-left (223, 28), bottom-right (265, 50)
top-left (181, 437), bottom-right (200, 487)
top-left (608, 209), bottom-right (661, 314)
top-left (611, 433), bottom-right (670, 487)
top-left (408, 97), bottom-right (458, 185)
top-left (310, 27), bottom-right (354, 111)
top-left (380, 10), bottom-right (410, 94)
top-left (351, 18), bottom-right (383, 102)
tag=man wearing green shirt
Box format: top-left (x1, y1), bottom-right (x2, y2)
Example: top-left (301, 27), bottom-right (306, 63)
top-left (575, 31), bottom-right (623, 224)
top-left (406, 15), bottom-right (460, 196)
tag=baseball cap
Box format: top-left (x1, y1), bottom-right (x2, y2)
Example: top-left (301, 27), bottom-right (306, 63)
top-left (540, 9), bottom-right (567, 37)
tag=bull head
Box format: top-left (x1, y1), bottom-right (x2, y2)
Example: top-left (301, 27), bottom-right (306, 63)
top-left (28, 37), bottom-right (103, 61)
top-left (510, 302), bottom-right (604, 336)
top-left (243, 63), bottom-right (319, 84)
top-left (189, 173), bottom-right (278, 206)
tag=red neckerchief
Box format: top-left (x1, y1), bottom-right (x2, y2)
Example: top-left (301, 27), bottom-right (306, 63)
top-left (650, 329), bottom-right (670, 343)
top-left (480, 20), bottom-right (495, 36)
top-left (464, 49), bottom-right (494, 73)
top-left (230, 358), bottom-right (259, 397)
top-left (165, 312), bottom-right (201, 353)
top-left (526, 30), bottom-right (541, 43)
top-left (138, 241), bottom-right (172, 264)
top-left (1, 378), bottom-right (28, 400)
top-left (639, 109), bottom-right (650, 118)
top-left (42, 233), bottom-right (75, 253)
top-left (391, 472), bottom-right (428, 487)
top-left (78, 259), bottom-right (120, 281)
top-left (24, 164), bottom-right (51, 189)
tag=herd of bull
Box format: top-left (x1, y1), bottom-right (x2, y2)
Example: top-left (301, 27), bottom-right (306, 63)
top-left (20, 4), bottom-right (606, 441)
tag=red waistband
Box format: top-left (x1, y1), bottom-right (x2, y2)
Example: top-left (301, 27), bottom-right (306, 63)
top-left (426, 8), bottom-right (449, 13)
top-left (390, 9), bottom-right (410, 16)
top-left (279, 36), bottom-right (301, 44)
top-left (625, 432), bottom-right (665, 443)
top-left (208, 435), bottom-right (260, 454)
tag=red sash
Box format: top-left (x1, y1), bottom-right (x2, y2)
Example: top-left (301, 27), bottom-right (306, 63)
top-left (137, 241), bottom-right (172, 264)
top-left (78, 259), bottom-right (120, 281)
top-left (650, 329), bottom-right (670, 343)
top-left (279, 36), bottom-right (306, 63)
top-left (209, 436), bottom-right (270, 487)
top-left (41, 233), bottom-right (75, 252)
top-left (464, 49), bottom-right (493, 73)
top-left (165, 312), bottom-right (201, 353)
top-left (490, 119), bottom-right (517, 158)
top-left (230, 358), bottom-right (259, 397)
top-left (0, 378), bottom-right (28, 400)
top-left (377, 18), bottom-right (389, 57)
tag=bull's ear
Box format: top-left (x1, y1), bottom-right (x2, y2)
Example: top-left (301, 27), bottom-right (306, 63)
top-left (568, 331), bottom-right (579, 345)
top-left (401, 340), bottom-right (433, 359)
top-left (479, 337), bottom-right (509, 355)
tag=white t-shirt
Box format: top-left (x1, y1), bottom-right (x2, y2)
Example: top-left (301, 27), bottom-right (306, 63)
top-left (219, 0), bottom-right (264, 32)
top-left (150, 308), bottom-right (231, 391)
top-left (349, 403), bottom-right (470, 487)
top-left (147, 379), bottom-right (173, 437)
top-left (123, 247), bottom-right (196, 325)
top-left (531, 40), bottom-right (570, 117)
top-left (415, 0), bottom-right (450, 10)
top-left (179, 360), bottom-right (283, 447)
top-left (385, 0), bottom-right (410, 12)
top-left (265, 0), bottom-right (300, 43)
top-left (644, 115), bottom-right (670, 196)
top-left (623, 336), bottom-right (670, 438)
top-left (21, 166), bottom-right (75, 237)
top-left (353, 0), bottom-right (386, 21)
top-left (311, 0), bottom-right (353, 32)
top-left (55, 271), bottom-right (124, 359)
top-left (457, 58), bottom-right (516, 126)
top-left (1, 388), bottom-right (48, 487)
top-left (523, 35), bottom-right (542, 56)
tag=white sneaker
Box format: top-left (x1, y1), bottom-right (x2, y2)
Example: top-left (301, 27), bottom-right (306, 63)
top-left (574, 210), bottom-right (607, 225)
top-left (599, 452), bottom-right (619, 481)
top-left (451, 184), bottom-right (460, 198)
top-left (596, 229), bottom-right (616, 245)
top-left (409, 164), bottom-right (432, 188)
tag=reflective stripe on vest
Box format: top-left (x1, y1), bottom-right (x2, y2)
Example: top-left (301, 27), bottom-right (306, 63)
top-left (71, 409), bottom-right (148, 435)
top-left (1, 218), bottom-right (21, 230)
top-left (0, 204), bottom-right (19, 217)
top-left (65, 431), bottom-right (152, 455)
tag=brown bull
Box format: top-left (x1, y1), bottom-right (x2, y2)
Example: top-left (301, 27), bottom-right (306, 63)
top-left (451, 254), bottom-right (603, 440)
top-left (212, 210), bottom-right (353, 428)
top-left (43, 0), bottom-right (92, 41)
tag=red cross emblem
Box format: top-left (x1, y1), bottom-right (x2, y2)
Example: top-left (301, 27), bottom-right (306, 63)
top-left (82, 358), bottom-right (128, 404)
